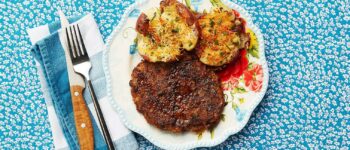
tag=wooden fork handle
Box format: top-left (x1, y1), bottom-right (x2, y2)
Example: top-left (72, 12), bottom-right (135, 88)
top-left (70, 85), bottom-right (94, 150)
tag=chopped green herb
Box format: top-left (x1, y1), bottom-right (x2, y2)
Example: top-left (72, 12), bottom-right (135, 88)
top-left (221, 114), bottom-right (226, 121)
top-left (232, 102), bottom-right (238, 109)
top-left (185, 0), bottom-right (193, 11)
top-left (224, 94), bottom-right (228, 101)
top-left (214, 39), bottom-right (219, 45)
top-left (210, 129), bottom-right (215, 139)
top-left (239, 76), bottom-right (244, 83)
top-left (230, 25), bottom-right (236, 30)
top-left (248, 62), bottom-right (253, 70)
top-left (148, 34), bottom-right (155, 43)
top-left (233, 87), bottom-right (247, 93)
top-left (210, 0), bottom-right (229, 9)
top-left (197, 132), bottom-right (203, 140)
top-left (230, 91), bottom-right (235, 99)
top-left (151, 12), bottom-right (157, 21)
top-left (203, 9), bottom-right (207, 14)
top-left (239, 98), bottom-right (245, 104)
top-left (210, 18), bottom-right (215, 27)
top-left (225, 44), bottom-right (231, 51)
top-left (171, 28), bottom-right (179, 33)
top-left (220, 51), bottom-right (224, 56)
top-left (248, 45), bottom-right (259, 58)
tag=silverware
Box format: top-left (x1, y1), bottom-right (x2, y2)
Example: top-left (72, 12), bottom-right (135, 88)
top-left (65, 24), bottom-right (115, 150)
top-left (59, 11), bottom-right (94, 150)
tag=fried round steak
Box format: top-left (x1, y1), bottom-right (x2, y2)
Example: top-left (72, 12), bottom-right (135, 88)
top-left (129, 54), bottom-right (225, 133)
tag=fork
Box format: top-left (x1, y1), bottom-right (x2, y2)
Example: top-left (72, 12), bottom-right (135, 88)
top-left (66, 24), bottom-right (115, 150)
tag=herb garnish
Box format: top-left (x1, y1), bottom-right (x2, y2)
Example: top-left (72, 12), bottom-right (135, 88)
top-left (210, 18), bottom-right (215, 27)
top-left (171, 28), bottom-right (179, 33)
top-left (214, 39), bottom-right (219, 45)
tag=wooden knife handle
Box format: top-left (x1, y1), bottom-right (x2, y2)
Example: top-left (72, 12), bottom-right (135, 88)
top-left (70, 85), bottom-right (94, 150)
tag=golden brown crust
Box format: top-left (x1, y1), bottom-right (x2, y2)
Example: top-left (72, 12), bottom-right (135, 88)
top-left (196, 9), bottom-right (250, 67)
top-left (129, 53), bottom-right (225, 133)
top-left (135, 0), bottom-right (199, 63)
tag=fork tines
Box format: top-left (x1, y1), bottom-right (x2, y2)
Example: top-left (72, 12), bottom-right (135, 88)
top-left (66, 24), bottom-right (89, 64)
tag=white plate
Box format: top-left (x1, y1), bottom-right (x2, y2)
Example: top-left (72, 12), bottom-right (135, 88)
top-left (103, 0), bottom-right (268, 149)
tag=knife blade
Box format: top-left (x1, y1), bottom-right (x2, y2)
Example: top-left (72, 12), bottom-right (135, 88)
top-left (59, 10), bottom-right (85, 87)
top-left (59, 10), bottom-right (94, 150)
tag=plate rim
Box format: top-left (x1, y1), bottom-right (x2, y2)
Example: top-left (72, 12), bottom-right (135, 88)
top-left (102, 0), bottom-right (269, 149)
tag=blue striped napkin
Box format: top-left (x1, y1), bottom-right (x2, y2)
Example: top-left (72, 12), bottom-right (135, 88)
top-left (28, 14), bottom-right (138, 150)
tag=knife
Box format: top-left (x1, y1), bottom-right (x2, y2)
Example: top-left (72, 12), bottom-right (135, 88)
top-left (59, 10), bottom-right (94, 150)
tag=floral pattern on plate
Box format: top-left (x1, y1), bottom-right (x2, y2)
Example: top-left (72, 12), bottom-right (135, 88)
top-left (104, 0), bottom-right (268, 149)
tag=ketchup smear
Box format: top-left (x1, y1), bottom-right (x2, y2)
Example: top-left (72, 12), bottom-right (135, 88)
top-left (217, 10), bottom-right (249, 82)
top-left (217, 49), bottom-right (249, 82)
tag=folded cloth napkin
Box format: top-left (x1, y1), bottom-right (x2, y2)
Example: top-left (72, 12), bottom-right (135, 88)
top-left (28, 14), bottom-right (138, 150)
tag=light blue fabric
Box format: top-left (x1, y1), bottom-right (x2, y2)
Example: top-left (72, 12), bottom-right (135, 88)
top-left (0, 0), bottom-right (349, 149)
top-left (31, 23), bottom-right (106, 150)
top-left (30, 16), bottom-right (137, 150)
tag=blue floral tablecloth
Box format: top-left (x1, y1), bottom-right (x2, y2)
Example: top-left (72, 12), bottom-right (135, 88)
top-left (0, 0), bottom-right (349, 149)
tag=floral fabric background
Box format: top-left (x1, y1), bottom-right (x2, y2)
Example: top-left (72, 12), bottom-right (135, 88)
top-left (0, 0), bottom-right (349, 149)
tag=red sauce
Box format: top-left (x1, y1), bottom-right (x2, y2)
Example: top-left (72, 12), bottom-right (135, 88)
top-left (217, 10), bottom-right (249, 82)
top-left (232, 9), bottom-right (240, 17)
top-left (217, 49), bottom-right (249, 82)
